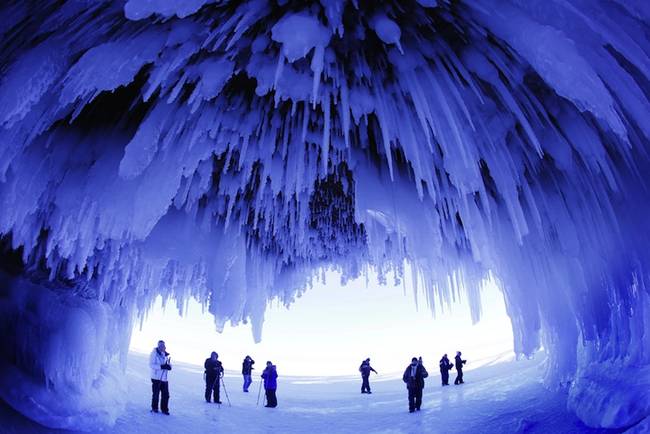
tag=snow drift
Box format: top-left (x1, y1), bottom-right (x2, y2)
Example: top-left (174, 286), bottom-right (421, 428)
top-left (0, 0), bottom-right (649, 430)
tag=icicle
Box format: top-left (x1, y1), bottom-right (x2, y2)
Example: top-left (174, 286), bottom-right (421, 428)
top-left (311, 45), bottom-right (325, 107)
top-left (321, 93), bottom-right (331, 173)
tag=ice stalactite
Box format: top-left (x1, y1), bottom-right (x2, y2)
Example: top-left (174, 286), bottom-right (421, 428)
top-left (1, 0), bottom-right (650, 430)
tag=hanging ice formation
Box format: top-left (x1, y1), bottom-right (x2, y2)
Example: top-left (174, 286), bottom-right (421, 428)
top-left (1, 0), bottom-right (649, 430)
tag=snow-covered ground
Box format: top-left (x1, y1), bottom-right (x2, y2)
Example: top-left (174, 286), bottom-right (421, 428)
top-left (1, 351), bottom-right (621, 433)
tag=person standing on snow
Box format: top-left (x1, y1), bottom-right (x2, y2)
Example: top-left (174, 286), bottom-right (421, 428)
top-left (439, 354), bottom-right (453, 386)
top-left (359, 358), bottom-right (378, 394)
top-left (242, 355), bottom-right (255, 392)
top-left (261, 361), bottom-right (278, 408)
top-left (402, 357), bottom-right (428, 413)
top-left (204, 351), bottom-right (224, 403)
top-left (149, 340), bottom-right (172, 415)
top-left (454, 351), bottom-right (467, 385)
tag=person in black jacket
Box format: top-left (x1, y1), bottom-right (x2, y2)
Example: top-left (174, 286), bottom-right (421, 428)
top-left (242, 355), bottom-right (255, 392)
top-left (402, 357), bottom-right (428, 413)
top-left (204, 352), bottom-right (224, 403)
top-left (439, 354), bottom-right (453, 386)
top-left (359, 358), bottom-right (378, 394)
top-left (454, 351), bottom-right (467, 385)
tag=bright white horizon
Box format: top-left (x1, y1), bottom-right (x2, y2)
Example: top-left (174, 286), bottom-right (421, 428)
top-left (130, 270), bottom-right (514, 377)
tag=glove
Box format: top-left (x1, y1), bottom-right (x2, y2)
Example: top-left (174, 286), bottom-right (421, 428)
top-left (161, 363), bottom-right (172, 371)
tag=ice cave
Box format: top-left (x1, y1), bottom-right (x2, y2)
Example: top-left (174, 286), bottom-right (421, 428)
top-left (1, 0), bottom-right (649, 432)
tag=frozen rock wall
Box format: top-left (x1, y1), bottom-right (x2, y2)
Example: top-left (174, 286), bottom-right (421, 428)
top-left (0, 272), bottom-right (132, 429)
top-left (1, 0), bottom-right (649, 430)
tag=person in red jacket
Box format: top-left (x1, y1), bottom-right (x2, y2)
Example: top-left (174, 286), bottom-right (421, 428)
top-left (261, 361), bottom-right (278, 408)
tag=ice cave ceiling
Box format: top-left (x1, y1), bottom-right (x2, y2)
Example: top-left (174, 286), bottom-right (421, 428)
top-left (1, 0), bottom-right (650, 429)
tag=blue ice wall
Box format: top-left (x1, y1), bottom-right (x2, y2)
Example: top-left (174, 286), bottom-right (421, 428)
top-left (0, 0), bottom-right (649, 429)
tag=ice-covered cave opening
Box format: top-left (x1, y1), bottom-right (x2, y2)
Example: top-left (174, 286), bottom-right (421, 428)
top-left (1, 0), bottom-right (649, 431)
top-left (129, 269), bottom-right (514, 377)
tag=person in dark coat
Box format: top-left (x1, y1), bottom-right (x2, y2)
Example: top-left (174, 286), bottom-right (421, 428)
top-left (204, 351), bottom-right (224, 403)
top-left (402, 357), bottom-right (429, 413)
top-left (454, 351), bottom-right (467, 385)
top-left (359, 358), bottom-right (378, 394)
top-left (261, 361), bottom-right (278, 408)
top-left (439, 354), bottom-right (453, 386)
top-left (242, 355), bottom-right (255, 392)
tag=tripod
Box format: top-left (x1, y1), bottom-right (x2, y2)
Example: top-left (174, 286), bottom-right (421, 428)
top-left (220, 376), bottom-right (232, 407)
top-left (256, 379), bottom-right (263, 406)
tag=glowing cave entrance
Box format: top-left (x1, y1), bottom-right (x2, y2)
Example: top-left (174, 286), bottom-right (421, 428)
top-left (1, 0), bottom-right (650, 432)
top-left (130, 270), bottom-right (514, 377)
